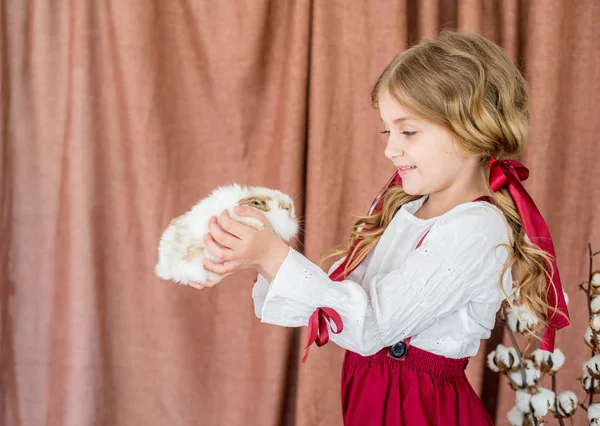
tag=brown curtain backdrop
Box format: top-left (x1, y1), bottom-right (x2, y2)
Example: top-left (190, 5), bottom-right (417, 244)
top-left (1, 1), bottom-right (599, 425)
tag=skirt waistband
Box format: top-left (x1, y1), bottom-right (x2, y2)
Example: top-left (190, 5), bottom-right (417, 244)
top-left (345, 345), bottom-right (469, 377)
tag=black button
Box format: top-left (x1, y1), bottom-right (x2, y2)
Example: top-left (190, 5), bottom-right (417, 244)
top-left (389, 342), bottom-right (408, 359)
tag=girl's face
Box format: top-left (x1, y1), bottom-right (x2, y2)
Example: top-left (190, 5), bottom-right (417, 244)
top-left (378, 91), bottom-right (480, 200)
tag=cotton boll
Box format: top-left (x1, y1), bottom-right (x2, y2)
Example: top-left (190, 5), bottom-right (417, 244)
top-left (592, 272), bottom-right (600, 293)
top-left (524, 360), bottom-right (541, 387)
top-left (507, 405), bottom-right (524, 426)
top-left (549, 349), bottom-right (565, 372)
top-left (509, 360), bottom-right (541, 389)
top-left (530, 387), bottom-right (555, 417)
top-left (531, 350), bottom-right (551, 372)
top-left (510, 286), bottom-right (521, 302)
top-left (507, 305), bottom-right (539, 333)
top-left (532, 348), bottom-right (566, 374)
top-left (585, 355), bottom-right (600, 379)
top-left (554, 391), bottom-right (578, 417)
top-left (507, 308), bottom-right (519, 332)
top-left (515, 390), bottom-right (532, 413)
top-left (492, 344), bottom-right (520, 371)
top-left (591, 314), bottom-right (600, 333)
top-left (586, 327), bottom-right (597, 350)
top-left (508, 347), bottom-right (521, 369)
top-left (487, 351), bottom-right (501, 372)
top-left (592, 295), bottom-right (600, 314)
top-left (588, 402), bottom-right (600, 425)
top-left (581, 366), bottom-right (600, 392)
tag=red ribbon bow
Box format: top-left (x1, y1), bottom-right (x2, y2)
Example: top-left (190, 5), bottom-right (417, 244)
top-left (488, 158), bottom-right (570, 351)
top-left (302, 307), bottom-right (344, 363)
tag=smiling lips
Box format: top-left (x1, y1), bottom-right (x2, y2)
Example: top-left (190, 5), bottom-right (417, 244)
top-left (397, 165), bottom-right (416, 176)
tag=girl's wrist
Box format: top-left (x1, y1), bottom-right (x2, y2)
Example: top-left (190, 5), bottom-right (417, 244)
top-left (259, 241), bottom-right (290, 281)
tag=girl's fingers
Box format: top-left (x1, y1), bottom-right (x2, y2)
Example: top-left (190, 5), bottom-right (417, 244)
top-left (205, 232), bottom-right (231, 260)
top-left (209, 216), bottom-right (240, 248)
top-left (222, 209), bottom-right (256, 239)
top-left (188, 282), bottom-right (207, 290)
top-left (202, 258), bottom-right (242, 275)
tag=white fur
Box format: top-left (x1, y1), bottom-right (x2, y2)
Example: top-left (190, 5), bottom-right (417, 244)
top-left (155, 183), bottom-right (298, 286)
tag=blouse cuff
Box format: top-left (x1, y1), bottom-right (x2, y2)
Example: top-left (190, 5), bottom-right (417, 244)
top-left (260, 247), bottom-right (355, 327)
top-left (251, 273), bottom-right (272, 318)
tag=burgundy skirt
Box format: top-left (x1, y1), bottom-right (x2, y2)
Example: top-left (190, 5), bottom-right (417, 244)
top-left (341, 345), bottom-right (494, 426)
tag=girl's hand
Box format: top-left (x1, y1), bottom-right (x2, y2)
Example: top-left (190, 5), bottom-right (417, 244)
top-left (202, 206), bottom-right (290, 282)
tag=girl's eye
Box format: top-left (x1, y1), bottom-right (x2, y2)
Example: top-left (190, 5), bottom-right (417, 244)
top-left (380, 130), bottom-right (417, 137)
top-left (252, 201), bottom-right (261, 206)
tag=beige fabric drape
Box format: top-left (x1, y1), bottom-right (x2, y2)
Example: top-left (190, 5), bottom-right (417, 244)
top-left (2, 1), bottom-right (598, 425)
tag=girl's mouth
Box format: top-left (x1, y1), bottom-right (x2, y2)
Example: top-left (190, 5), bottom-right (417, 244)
top-left (397, 166), bottom-right (416, 176)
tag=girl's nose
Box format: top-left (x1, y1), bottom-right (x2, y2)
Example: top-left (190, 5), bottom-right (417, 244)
top-left (385, 143), bottom-right (404, 160)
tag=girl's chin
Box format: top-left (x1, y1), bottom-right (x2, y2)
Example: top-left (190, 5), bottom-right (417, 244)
top-left (400, 184), bottom-right (422, 196)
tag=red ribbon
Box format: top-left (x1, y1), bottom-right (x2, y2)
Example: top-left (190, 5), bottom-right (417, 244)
top-left (301, 307), bottom-right (344, 363)
top-left (488, 158), bottom-right (570, 351)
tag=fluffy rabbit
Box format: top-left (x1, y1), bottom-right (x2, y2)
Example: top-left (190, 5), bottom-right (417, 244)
top-left (155, 183), bottom-right (298, 288)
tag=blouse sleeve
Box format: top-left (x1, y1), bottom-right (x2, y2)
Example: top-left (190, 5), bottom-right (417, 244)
top-left (258, 208), bottom-right (510, 356)
top-left (251, 254), bottom-right (367, 319)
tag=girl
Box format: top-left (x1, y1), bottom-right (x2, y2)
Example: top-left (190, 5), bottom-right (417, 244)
top-left (200, 30), bottom-right (570, 425)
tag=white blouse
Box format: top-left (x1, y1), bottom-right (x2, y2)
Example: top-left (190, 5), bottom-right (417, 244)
top-left (252, 195), bottom-right (514, 358)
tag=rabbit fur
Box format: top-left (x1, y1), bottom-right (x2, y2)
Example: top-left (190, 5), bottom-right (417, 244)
top-left (155, 183), bottom-right (298, 287)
